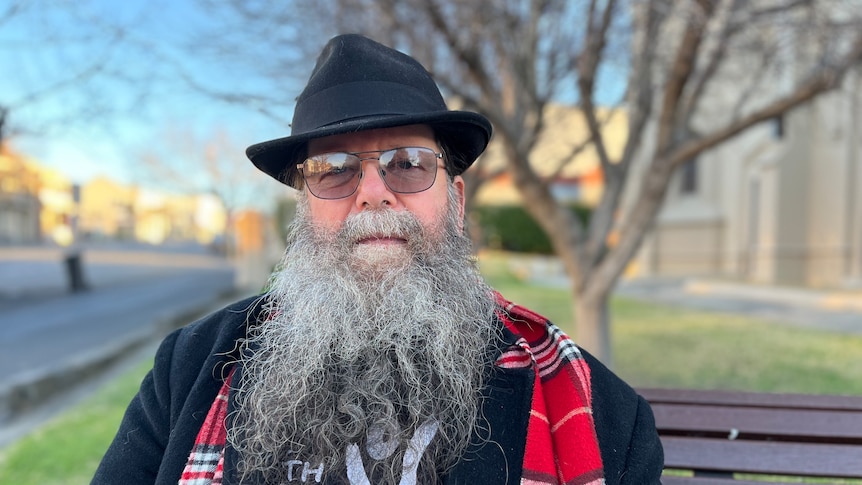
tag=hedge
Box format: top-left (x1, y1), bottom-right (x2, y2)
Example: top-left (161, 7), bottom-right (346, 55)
top-left (472, 204), bottom-right (591, 255)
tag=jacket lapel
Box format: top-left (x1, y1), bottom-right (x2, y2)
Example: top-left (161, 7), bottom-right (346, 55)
top-left (443, 324), bottom-right (533, 485)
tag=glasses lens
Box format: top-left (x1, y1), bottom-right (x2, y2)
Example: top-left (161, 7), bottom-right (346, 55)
top-left (302, 153), bottom-right (361, 199)
top-left (379, 147), bottom-right (439, 193)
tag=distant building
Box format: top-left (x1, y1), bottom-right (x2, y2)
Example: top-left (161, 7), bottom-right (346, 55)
top-left (233, 209), bottom-right (268, 254)
top-left (478, 168), bottom-right (604, 207)
top-left (193, 194), bottom-right (228, 245)
top-left (0, 145), bottom-right (41, 244)
top-left (80, 176), bottom-right (136, 240)
top-left (31, 162), bottom-right (76, 246)
top-left (0, 147), bottom-right (232, 248)
top-left (550, 168), bottom-right (604, 206)
top-left (475, 104), bottom-right (622, 207)
top-left (131, 189), bottom-right (227, 246)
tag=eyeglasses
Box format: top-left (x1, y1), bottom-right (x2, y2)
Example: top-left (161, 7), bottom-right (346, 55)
top-left (297, 147), bottom-right (445, 199)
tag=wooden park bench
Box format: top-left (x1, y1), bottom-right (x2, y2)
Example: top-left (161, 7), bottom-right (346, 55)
top-left (638, 387), bottom-right (862, 484)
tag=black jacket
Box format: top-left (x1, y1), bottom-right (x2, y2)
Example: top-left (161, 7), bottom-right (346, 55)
top-left (92, 297), bottom-right (663, 484)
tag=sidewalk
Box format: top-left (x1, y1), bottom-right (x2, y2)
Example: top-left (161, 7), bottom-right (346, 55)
top-left (616, 277), bottom-right (862, 334)
top-left (507, 254), bottom-right (862, 335)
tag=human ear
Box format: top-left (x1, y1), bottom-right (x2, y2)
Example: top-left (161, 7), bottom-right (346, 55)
top-left (452, 176), bottom-right (466, 233)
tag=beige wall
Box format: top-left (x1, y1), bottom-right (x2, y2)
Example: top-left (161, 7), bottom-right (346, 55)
top-left (646, 221), bottom-right (724, 275)
top-left (635, 68), bottom-right (862, 289)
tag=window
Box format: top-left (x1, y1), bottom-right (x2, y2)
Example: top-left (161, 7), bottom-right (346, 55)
top-left (771, 115), bottom-right (784, 139)
top-left (680, 158), bottom-right (698, 194)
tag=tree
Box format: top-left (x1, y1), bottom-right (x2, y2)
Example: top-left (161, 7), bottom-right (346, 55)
top-left (334, 0), bottom-right (862, 364)
top-left (204, 0), bottom-right (862, 364)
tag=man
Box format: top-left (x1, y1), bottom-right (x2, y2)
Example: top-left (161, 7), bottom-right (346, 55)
top-left (93, 34), bottom-right (663, 485)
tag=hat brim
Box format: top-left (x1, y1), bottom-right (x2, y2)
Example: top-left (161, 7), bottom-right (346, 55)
top-left (246, 111), bottom-right (491, 188)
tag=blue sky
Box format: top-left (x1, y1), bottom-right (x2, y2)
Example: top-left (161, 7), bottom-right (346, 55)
top-left (1, 0), bottom-right (627, 205)
top-left (1, 0), bottom-right (299, 190)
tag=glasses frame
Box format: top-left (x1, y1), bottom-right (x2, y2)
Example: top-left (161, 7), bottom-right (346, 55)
top-left (296, 146), bottom-right (445, 200)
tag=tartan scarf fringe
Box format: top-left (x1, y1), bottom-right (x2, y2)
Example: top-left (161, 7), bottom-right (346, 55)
top-left (180, 294), bottom-right (604, 485)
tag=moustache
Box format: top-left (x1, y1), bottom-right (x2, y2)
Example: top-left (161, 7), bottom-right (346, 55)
top-left (334, 209), bottom-right (427, 247)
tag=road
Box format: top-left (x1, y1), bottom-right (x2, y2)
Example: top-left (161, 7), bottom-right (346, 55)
top-left (0, 243), bottom-right (243, 436)
top-left (0, 268), bottom-right (235, 378)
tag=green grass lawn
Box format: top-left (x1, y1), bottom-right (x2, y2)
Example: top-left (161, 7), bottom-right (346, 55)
top-left (479, 250), bottom-right (862, 395)
top-left (0, 359), bottom-right (152, 485)
top-left (2, 250), bottom-right (861, 483)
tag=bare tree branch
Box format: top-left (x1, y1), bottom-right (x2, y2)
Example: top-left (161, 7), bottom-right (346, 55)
top-left (617, 0), bottom-right (671, 170)
top-left (575, 0), bottom-right (621, 274)
top-left (547, 133), bottom-right (596, 182)
top-left (135, 125), bottom-right (277, 217)
top-left (174, 70), bottom-right (287, 123)
top-left (669, 30), bottom-right (862, 168)
top-left (0, 1), bottom-right (21, 24)
top-left (601, 22), bottom-right (862, 311)
top-left (577, 0), bottom-right (618, 176)
top-left (656, 2), bottom-right (718, 156)
top-left (728, 46), bottom-right (776, 120)
top-left (681, 0), bottom-right (744, 128)
top-left (749, 0), bottom-right (813, 18)
top-left (581, 0), bottom-right (670, 277)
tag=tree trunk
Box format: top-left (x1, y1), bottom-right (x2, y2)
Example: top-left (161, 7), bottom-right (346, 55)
top-left (574, 285), bottom-right (612, 368)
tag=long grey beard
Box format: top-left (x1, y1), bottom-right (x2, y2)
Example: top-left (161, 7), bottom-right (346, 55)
top-left (229, 189), bottom-right (499, 484)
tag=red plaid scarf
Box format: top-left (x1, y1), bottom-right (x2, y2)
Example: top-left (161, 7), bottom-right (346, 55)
top-left (494, 293), bottom-right (604, 485)
top-left (181, 295), bottom-right (603, 484)
top-left (180, 368), bottom-right (232, 485)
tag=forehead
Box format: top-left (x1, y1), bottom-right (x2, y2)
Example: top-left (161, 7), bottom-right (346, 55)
top-left (307, 124), bottom-right (436, 154)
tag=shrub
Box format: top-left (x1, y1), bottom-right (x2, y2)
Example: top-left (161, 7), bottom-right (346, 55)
top-left (472, 204), bottom-right (591, 254)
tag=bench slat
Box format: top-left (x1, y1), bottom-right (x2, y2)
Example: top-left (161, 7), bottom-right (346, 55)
top-left (661, 476), bottom-right (802, 485)
top-left (652, 403), bottom-right (862, 442)
top-left (640, 388), bottom-right (862, 411)
top-left (662, 436), bottom-right (862, 477)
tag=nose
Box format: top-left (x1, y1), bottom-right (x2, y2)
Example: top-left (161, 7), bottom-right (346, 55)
top-left (354, 158), bottom-right (396, 209)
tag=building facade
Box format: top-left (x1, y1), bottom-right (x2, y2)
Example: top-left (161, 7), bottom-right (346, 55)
top-left (0, 145), bottom-right (234, 248)
top-left (635, 70), bottom-right (862, 289)
top-left (0, 146), bottom-right (41, 244)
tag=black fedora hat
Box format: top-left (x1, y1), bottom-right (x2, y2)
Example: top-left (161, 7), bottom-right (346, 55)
top-left (246, 34), bottom-right (492, 188)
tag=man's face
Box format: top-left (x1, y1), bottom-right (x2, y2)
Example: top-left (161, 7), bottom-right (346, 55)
top-left (304, 124), bottom-right (466, 241)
